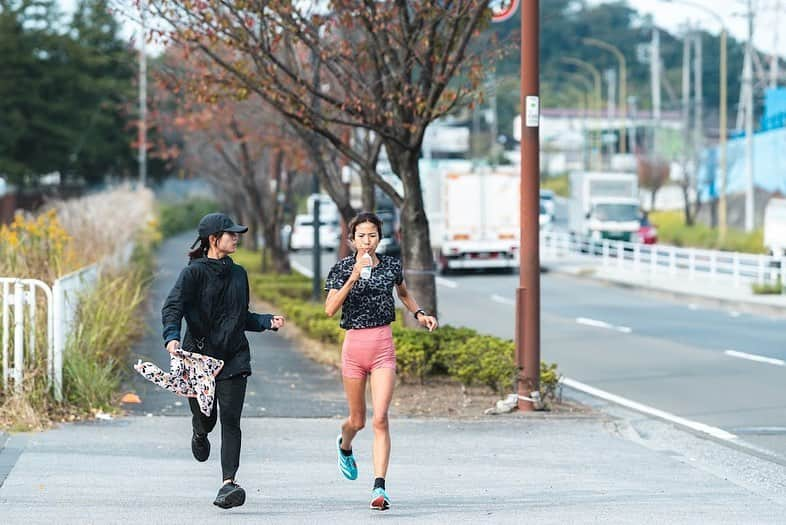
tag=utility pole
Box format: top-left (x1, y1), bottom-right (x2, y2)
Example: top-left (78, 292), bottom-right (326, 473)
top-left (693, 32), bottom-right (703, 172)
top-left (138, 0), bottom-right (147, 188)
top-left (517, 0), bottom-right (540, 412)
top-left (682, 28), bottom-right (692, 193)
top-left (651, 28), bottom-right (662, 121)
top-left (744, 0), bottom-right (755, 232)
top-left (606, 68), bottom-right (617, 159)
top-left (309, 49), bottom-right (322, 300)
top-left (772, 0), bottom-right (781, 88)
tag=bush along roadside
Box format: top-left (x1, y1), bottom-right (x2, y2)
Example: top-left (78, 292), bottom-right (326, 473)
top-left (752, 277), bottom-right (784, 295)
top-left (0, 190), bottom-right (160, 431)
top-left (234, 249), bottom-right (562, 409)
top-left (158, 197), bottom-right (217, 238)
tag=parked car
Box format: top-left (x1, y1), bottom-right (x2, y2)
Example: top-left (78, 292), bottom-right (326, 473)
top-left (289, 214), bottom-right (340, 251)
top-left (375, 209), bottom-right (401, 256)
top-left (637, 214), bottom-right (658, 245)
top-left (539, 202), bottom-right (552, 230)
top-left (764, 197), bottom-right (786, 257)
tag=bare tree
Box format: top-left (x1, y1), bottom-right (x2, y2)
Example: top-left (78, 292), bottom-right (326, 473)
top-left (147, 0), bottom-right (498, 321)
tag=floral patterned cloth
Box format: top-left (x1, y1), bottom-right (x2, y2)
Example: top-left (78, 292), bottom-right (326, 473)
top-left (134, 349), bottom-right (224, 416)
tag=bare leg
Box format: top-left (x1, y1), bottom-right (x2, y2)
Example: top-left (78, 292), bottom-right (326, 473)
top-left (369, 368), bottom-right (395, 478)
top-left (341, 376), bottom-right (367, 450)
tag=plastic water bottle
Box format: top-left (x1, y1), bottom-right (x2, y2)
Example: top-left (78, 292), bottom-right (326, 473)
top-left (360, 252), bottom-right (372, 279)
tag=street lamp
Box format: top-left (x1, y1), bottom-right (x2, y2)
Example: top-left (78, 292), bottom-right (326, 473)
top-left (561, 57), bottom-right (603, 169)
top-left (662, 0), bottom-right (728, 239)
top-left (582, 37), bottom-right (627, 154)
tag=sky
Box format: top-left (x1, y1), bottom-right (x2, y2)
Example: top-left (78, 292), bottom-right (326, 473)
top-left (596, 0), bottom-right (786, 58)
top-left (58, 0), bottom-right (786, 60)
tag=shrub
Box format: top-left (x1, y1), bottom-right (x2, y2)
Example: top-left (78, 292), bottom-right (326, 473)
top-left (158, 197), bottom-right (217, 238)
top-left (752, 277), bottom-right (783, 295)
top-left (649, 211), bottom-right (766, 253)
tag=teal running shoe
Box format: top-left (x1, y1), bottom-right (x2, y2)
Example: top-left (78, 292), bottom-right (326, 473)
top-left (369, 487), bottom-right (390, 511)
top-left (336, 434), bottom-right (358, 480)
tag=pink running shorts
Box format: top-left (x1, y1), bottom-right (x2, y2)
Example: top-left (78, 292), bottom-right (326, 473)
top-left (341, 324), bottom-right (396, 378)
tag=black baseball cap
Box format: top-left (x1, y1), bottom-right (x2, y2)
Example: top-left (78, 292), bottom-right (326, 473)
top-left (191, 213), bottom-right (248, 248)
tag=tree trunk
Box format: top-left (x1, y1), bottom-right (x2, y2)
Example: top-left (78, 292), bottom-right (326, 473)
top-left (388, 145), bottom-right (437, 326)
top-left (360, 169), bottom-right (376, 212)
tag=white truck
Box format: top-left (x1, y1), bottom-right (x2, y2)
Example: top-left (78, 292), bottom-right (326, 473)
top-left (568, 171), bottom-right (641, 243)
top-left (764, 197), bottom-right (786, 257)
top-left (420, 162), bottom-right (520, 273)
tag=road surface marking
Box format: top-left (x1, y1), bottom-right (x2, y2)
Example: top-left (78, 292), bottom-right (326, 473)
top-left (729, 311), bottom-right (741, 318)
top-left (576, 317), bottom-right (632, 334)
top-left (436, 277), bottom-right (458, 288)
top-left (688, 304), bottom-right (699, 310)
top-left (724, 350), bottom-right (785, 367)
top-left (561, 377), bottom-right (738, 442)
top-left (490, 294), bottom-right (515, 305)
top-left (291, 261), bottom-right (314, 278)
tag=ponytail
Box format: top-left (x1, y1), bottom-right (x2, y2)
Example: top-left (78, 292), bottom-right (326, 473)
top-left (188, 238), bottom-right (209, 260)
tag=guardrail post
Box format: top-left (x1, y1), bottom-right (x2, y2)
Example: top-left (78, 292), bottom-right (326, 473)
top-left (650, 246), bottom-right (657, 275)
top-left (689, 250), bottom-right (696, 280)
top-left (710, 251), bottom-right (717, 281)
top-left (757, 255), bottom-right (766, 285)
top-left (733, 253), bottom-right (741, 287)
top-left (669, 247), bottom-right (677, 275)
top-left (2, 281), bottom-right (9, 391)
top-left (27, 285), bottom-right (36, 360)
top-left (634, 244), bottom-right (641, 273)
top-left (13, 280), bottom-right (24, 394)
top-left (602, 240), bottom-right (609, 265)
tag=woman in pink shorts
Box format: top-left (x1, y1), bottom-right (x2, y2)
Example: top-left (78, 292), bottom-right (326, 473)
top-left (324, 212), bottom-right (438, 511)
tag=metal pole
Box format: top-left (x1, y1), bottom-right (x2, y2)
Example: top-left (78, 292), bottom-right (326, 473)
top-left (719, 29), bottom-right (728, 240)
top-left (582, 38), bottom-right (627, 154)
top-left (13, 280), bottom-right (24, 394)
top-left (138, 1), bottom-right (147, 187)
top-left (517, 0), bottom-right (540, 412)
top-left (311, 177), bottom-right (322, 301)
top-left (744, 0), bottom-right (755, 232)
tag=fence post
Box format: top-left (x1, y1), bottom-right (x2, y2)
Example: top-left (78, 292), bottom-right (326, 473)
top-left (2, 281), bottom-right (9, 391)
top-left (669, 247), bottom-right (677, 275)
top-left (650, 246), bottom-right (657, 275)
top-left (757, 255), bottom-right (766, 285)
top-left (710, 251), bottom-right (717, 281)
top-left (53, 280), bottom-right (65, 402)
top-left (13, 280), bottom-right (24, 394)
top-left (602, 240), bottom-right (609, 265)
top-left (634, 244), bottom-right (641, 273)
top-left (689, 250), bottom-right (696, 280)
top-left (733, 253), bottom-right (741, 287)
top-left (28, 285), bottom-right (36, 360)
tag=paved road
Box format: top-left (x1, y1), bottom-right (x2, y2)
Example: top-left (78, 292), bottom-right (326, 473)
top-left (291, 250), bottom-right (786, 460)
top-left (123, 233), bottom-right (346, 418)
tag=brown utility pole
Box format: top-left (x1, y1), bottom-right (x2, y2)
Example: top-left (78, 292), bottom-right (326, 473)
top-left (517, 0), bottom-right (540, 411)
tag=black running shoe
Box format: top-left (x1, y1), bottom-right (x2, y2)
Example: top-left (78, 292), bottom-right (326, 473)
top-left (191, 432), bottom-right (210, 462)
top-left (213, 481), bottom-right (246, 509)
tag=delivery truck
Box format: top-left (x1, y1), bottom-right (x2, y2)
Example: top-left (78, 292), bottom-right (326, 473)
top-left (568, 171), bottom-right (641, 242)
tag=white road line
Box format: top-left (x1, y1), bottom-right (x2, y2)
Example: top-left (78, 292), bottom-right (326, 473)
top-left (688, 304), bottom-right (699, 311)
top-left (490, 294), bottom-right (515, 306)
top-left (561, 377), bottom-right (738, 442)
top-left (436, 277), bottom-right (458, 288)
top-left (575, 317), bottom-right (633, 334)
top-left (729, 311), bottom-right (741, 318)
top-left (724, 350), bottom-right (785, 367)
top-left (290, 260), bottom-right (314, 278)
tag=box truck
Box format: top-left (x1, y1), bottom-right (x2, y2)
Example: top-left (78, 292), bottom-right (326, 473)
top-left (568, 171), bottom-right (641, 242)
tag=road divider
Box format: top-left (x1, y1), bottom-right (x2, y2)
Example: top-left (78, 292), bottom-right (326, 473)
top-left (561, 377), bottom-right (738, 442)
top-left (724, 350), bottom-right (786, 367)
top-left (576, 317), bottom-right (632, 334)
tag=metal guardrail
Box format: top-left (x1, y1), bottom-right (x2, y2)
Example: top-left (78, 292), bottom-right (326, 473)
top-left (541, 231), bottom-right (786, 288)
top-left (1, 264), bottom-right (98, 402)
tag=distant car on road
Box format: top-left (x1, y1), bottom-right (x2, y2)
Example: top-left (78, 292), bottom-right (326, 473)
top-left (637, 214), bottom-right (658, 245)
top-left (540, 188), bottom-right (556, 219)
top-left (289, 214), bottom-right (340, 251)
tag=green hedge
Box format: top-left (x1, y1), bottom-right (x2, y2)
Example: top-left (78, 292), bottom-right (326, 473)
top-left (237, 249), bottom-right (561, 400)
top-left (158, 197), bottom-right (218, 238)
top-left (649, 211), bottom-right (765, 254)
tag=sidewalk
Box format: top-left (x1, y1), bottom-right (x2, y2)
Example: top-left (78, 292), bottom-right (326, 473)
top-left (542, 254), bottom-right (786, 317)
top-left (2, 408), bottom-right (786, 524)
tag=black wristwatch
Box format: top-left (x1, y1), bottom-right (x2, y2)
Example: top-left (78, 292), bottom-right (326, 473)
top-left (413, 308), bottom-right (427, 320)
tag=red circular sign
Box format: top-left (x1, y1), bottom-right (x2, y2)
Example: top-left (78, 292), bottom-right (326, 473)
top-left (490, 0), bottom-right (519, 23)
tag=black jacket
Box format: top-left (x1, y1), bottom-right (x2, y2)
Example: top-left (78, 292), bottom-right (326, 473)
top-left (161, 255), bottom-right (273, 380)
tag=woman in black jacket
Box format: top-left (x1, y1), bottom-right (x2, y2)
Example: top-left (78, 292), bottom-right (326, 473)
top-left (161, 212), bottom-right (285, 509)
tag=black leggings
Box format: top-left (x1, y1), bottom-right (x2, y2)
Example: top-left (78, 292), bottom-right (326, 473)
top-left (189, 375), bottom-right (247, 481)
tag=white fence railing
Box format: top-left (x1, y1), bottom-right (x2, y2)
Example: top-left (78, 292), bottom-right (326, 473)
top-left (541, 231), bottom-right (786, 288)
top-left (1, 264), bottom-right (98, 401)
